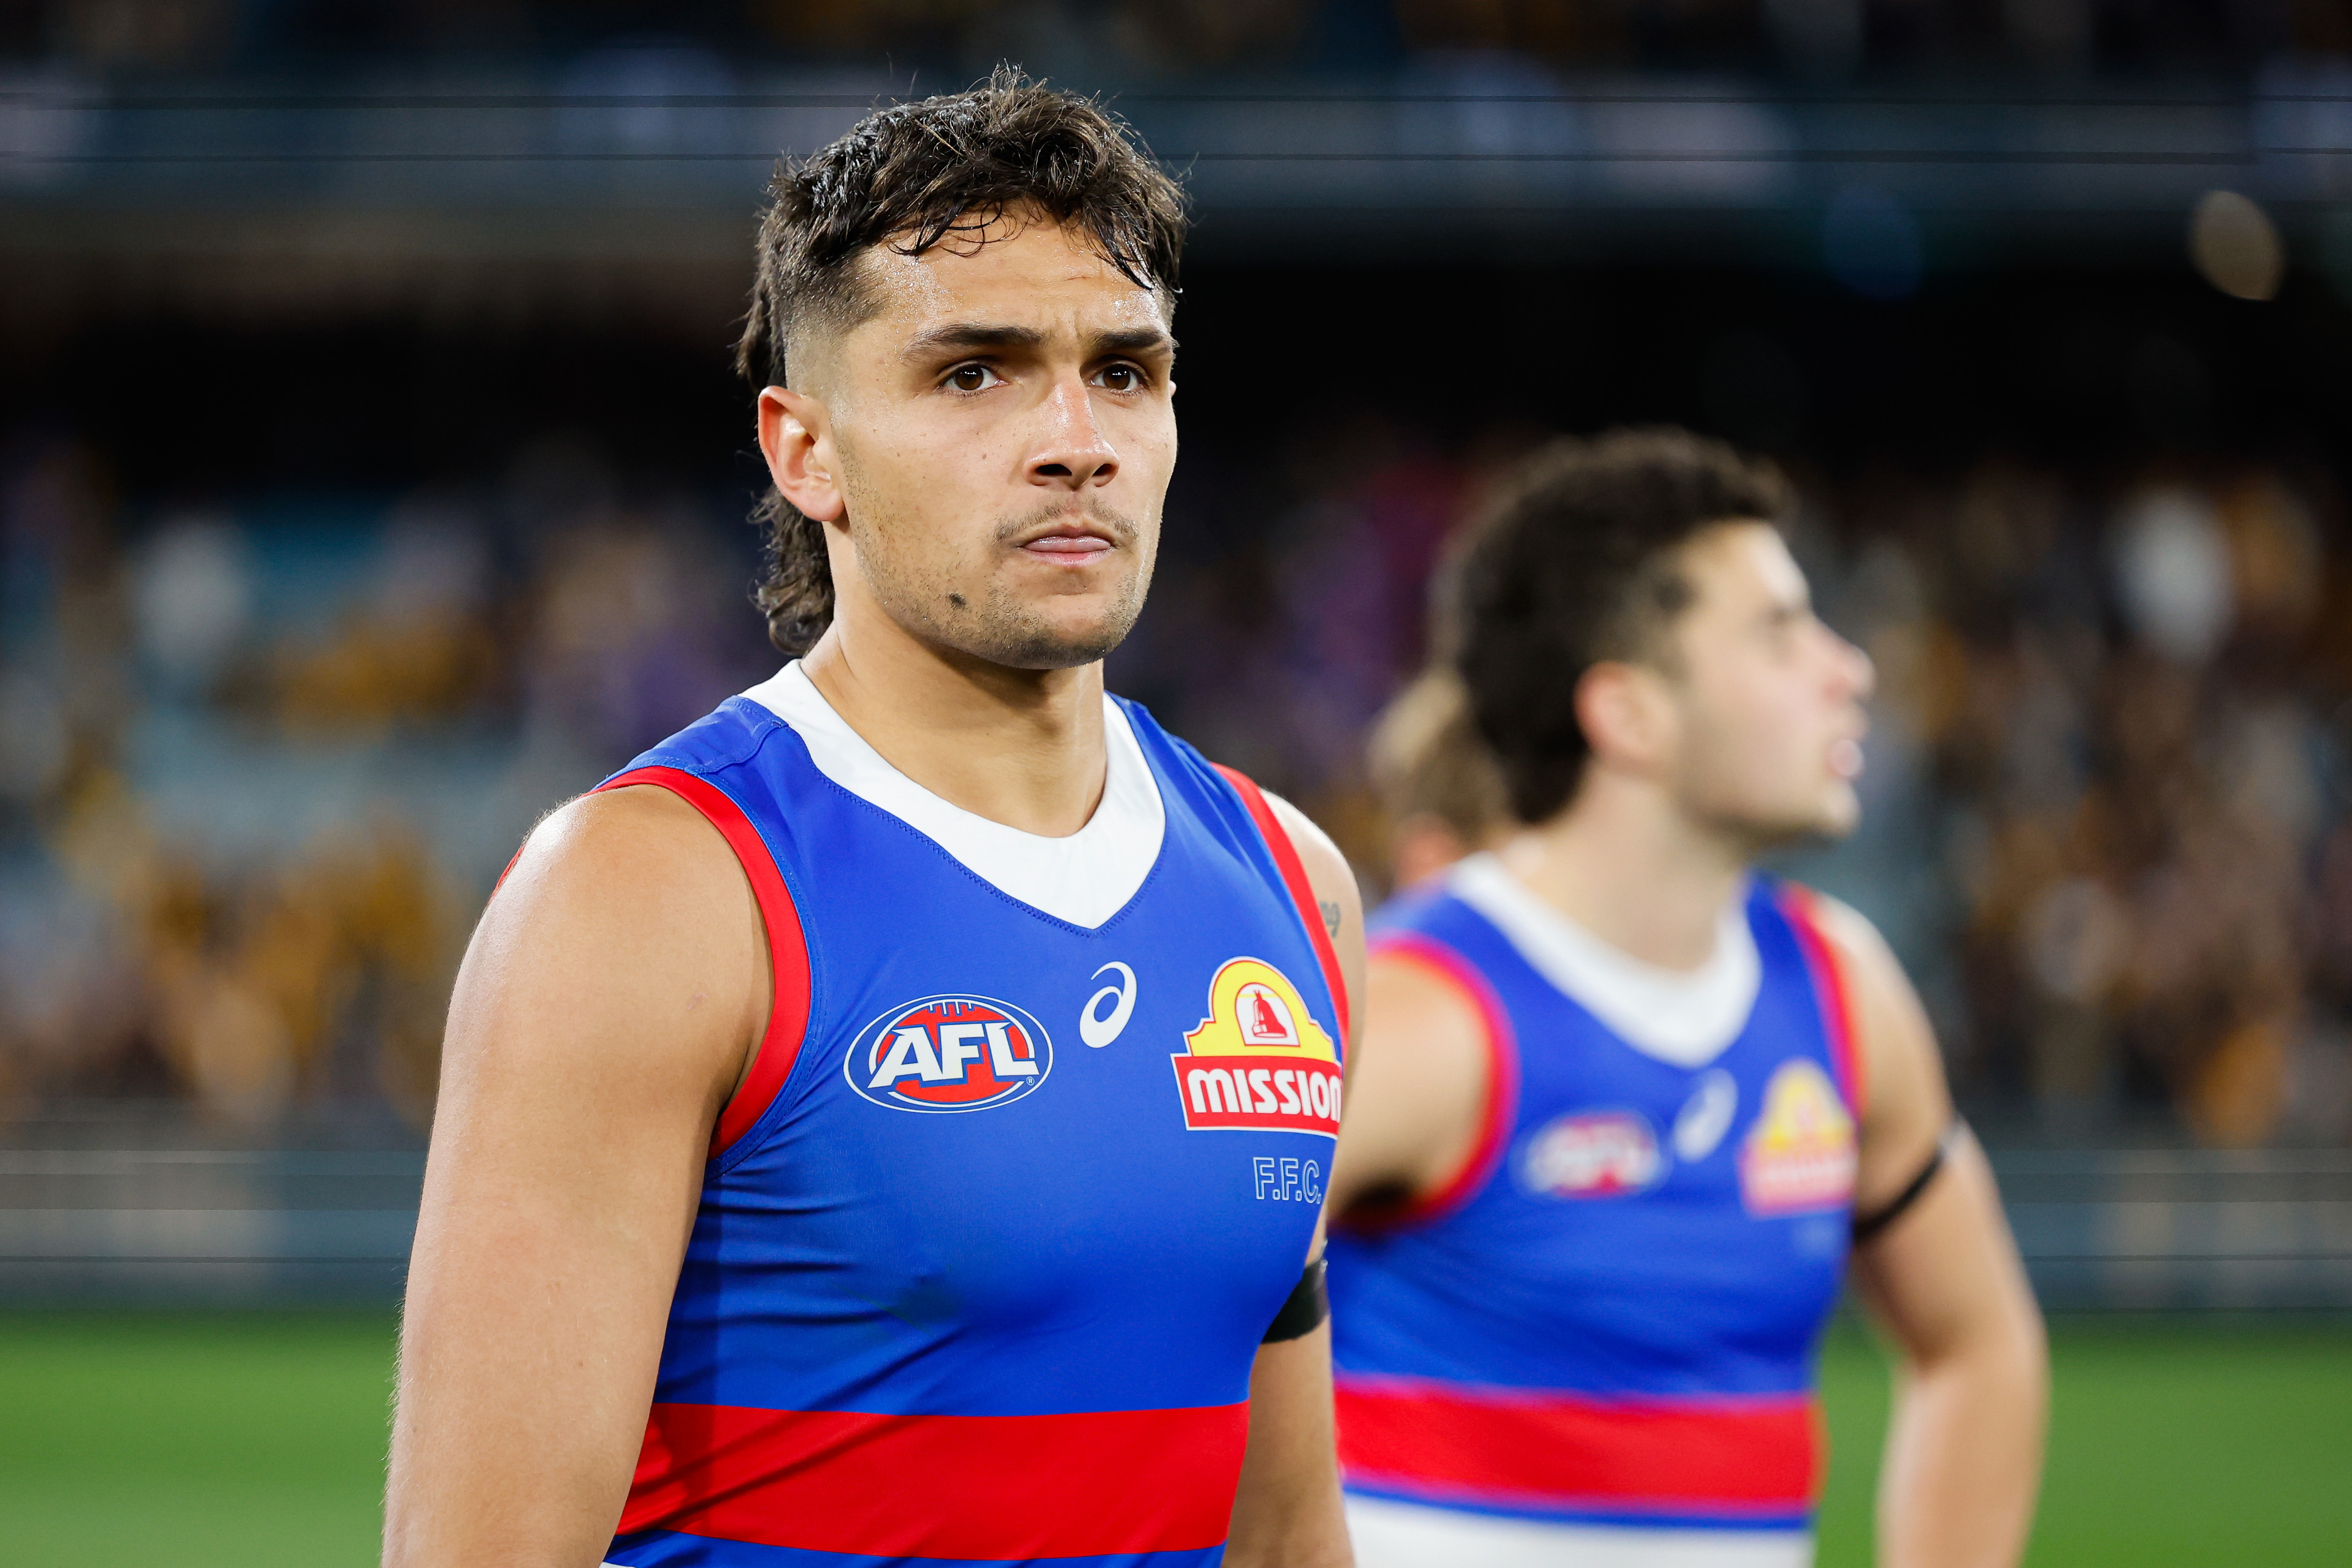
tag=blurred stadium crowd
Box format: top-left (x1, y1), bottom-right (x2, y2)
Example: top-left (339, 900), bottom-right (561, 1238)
top-left (4, 410), bottom-right (2351, 1148)
top-left (0, 427), bottom-right (775, 1122)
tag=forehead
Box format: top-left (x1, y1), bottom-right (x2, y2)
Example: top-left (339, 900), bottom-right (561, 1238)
top-left (851, 213), bottom-right (1169, 346)
top-left (1679, 521), bottom-right (1803, 615)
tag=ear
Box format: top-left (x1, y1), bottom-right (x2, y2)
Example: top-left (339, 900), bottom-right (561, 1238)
top-left (758, 386), bottom-right (846, 524)
top-left (1574, 661), bottom-right (1676, 775)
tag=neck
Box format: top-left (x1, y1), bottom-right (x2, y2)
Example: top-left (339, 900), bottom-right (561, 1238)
top-left (1497, 770), bottom-right (1749, 972)
top-left (799, 611), bottom-right (1108, 839)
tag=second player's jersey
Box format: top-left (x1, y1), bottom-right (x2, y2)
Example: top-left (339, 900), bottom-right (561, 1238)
top-left (595, 663), bottom-right (1349, 1568)
top-left (1328, 853), bottom-right (1862, 1560)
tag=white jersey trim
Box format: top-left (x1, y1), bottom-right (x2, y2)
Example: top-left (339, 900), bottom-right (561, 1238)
top-left (741, 661), bottom-right (1165, 931)
top-left (1446, 853), bottom-right (1761, 1069)
top-left (1347, 1493), bottom-right (1811, 1568)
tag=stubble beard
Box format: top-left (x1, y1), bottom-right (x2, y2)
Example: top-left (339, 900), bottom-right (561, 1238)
top-left (847, 486), bottom-right (1156, 671)
top-left (1677, 719), bottom-right (1860, 860)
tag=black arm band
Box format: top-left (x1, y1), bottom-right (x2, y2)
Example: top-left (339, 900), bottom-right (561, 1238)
top-left (1851, 1122), bottom-right (1959, 1245)
top-left (1261, 1257), bottom-right (1329, 1343)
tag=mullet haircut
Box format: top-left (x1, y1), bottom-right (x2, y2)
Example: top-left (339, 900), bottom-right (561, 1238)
top-left (737, 66), bottom-right (1189, 654)
top-left (1449, 428), bottom-right (1792, 825)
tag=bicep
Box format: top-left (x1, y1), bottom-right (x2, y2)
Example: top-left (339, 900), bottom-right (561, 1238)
top-left (1326, 954), bottom-right (1490, 1216)
top-left (1815, 896), bottom-right (1953, 1212)
top-left (385, 789), bottom-right (769, 1563)
top-left (1849, 1129), bottom-right (2041, 1368)
top-left (1259, 790), bottom-right (1366, 1066)
top-left (1815, 898), bottom-right (2041, 1365)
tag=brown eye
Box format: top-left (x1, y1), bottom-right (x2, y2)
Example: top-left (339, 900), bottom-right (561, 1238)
top-left (951, 365), bottom-right (990, 391)
top-left (1098, 365), bottom-right (1138, 391)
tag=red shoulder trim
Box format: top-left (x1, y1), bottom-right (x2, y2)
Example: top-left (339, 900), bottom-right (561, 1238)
top-left (1211, 764), bottom-right (1351, 1048)
top-left (597, 766), bottom-right (814, 1158)
top-left (1777, 884), bottom-right (1866, 1120)
top-left (1344, 933), bottom-right (1519, 1230)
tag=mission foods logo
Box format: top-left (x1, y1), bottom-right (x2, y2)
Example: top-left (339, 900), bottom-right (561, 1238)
top-left (1170, 958), bottom-right (1342, 1138)
top-left (1739, 1058), bottom-right (1856, 1214)
top-left (847, 995), bottom-right (1053, 1113)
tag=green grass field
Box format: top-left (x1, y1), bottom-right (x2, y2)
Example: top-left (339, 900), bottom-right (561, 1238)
top-left (0, 1311), bottom-right (2345, 1565)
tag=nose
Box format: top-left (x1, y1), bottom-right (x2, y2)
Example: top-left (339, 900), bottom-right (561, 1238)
top-left (1834, 629), bottom-right (1876, 702)
top-left (1026, 377), bottom-right (1119, 492)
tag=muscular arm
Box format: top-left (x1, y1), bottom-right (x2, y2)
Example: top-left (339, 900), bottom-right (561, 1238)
top-left (1819, 899), bottom-right (2047, 1568)
top-left (1324, 955), bottom-right (1490, 1217)
top-left (1225, 1239), bottom-right (1348, 1568)
top-left (383, 788), bottom-right (770, 1568)
top-left (1224, 793), bottom-right (1360, 1568)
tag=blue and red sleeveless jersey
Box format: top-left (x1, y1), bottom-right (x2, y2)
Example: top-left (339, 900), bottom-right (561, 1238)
top-left (1326, 869), bottom-right (1862, 1536)
top-left (592, 678), bottom-right (1349, 1568)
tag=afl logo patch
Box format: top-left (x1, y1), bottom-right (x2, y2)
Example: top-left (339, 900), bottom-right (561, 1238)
top-left (846, 995), bottom-right (1054, 1114)
top-left (1518, 1111), bottom-right (1663, 1198)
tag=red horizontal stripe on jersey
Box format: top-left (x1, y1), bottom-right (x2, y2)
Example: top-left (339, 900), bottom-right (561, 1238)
top-left (1336, 1377), bottom-right (1819, 1512)
top-left (618, 1401), bottom-right (1250, 1558)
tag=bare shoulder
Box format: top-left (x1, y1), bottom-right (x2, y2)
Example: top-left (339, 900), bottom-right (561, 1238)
top-left (451, 783), bottom-right (770, 1106)
top-left (1327, 943), bottom-right (1493, 1211)
top-left (1797, 888), bottom-right (1934, 1062)
top-left (1365, 945), bottom-right (1487, 1047)
top-left (1252, 787), bottom-right (1367, 1035)
top-left (500, 784), bottom-right (741, 911)
top-left (482, 785), bottom-right (771, 969)
top-left (1791, 886), bottom-right (1952, 1190)
top-left (1800, 889), bottom-right (1906, 996)
top-left (1255, 790), bottom-right (1360, 931)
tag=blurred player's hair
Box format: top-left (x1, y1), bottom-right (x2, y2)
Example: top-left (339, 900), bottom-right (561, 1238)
top-left (1449, 428), bottom-right (1790, 825)
top-left (737, 66), bottom-right (1189, 654)
top-left (1367, 669), bottom-right (1509, 887)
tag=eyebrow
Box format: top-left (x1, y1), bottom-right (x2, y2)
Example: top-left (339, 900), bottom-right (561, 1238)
top-left (1092, 326), bottom-right (1179, 358)
top-left (901, 322), bottom-right (1177, 363)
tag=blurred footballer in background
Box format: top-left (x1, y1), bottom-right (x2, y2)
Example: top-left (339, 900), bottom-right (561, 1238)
top-left (1328, 430), bottom-right (2047, 1568)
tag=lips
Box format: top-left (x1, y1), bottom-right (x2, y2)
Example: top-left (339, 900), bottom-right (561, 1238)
top-left (1018, 525), bottom-right (1115, 560)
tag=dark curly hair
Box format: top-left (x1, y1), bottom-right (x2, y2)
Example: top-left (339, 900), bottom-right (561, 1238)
top-left (737, 67), bottom-right (1189, 654)
top-left (1448, 428), bottom-right (1792, 825)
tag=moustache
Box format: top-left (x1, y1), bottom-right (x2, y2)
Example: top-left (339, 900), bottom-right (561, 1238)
top-left (993, 499), bottom-right (1141, 550)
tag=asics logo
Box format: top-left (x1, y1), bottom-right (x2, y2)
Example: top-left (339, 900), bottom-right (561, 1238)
top-left (1080, 962), bottom-right (1137, 1049)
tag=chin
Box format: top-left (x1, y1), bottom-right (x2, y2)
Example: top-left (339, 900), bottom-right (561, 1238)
top-left (973, 609), bottom-right (1138, 670)
top-left (1809, 792), bottom-right (1863, 841)
top-left (926, 572), bottom-right (1146, 670)
top-left (1725, 792), bottom-right (1861, 855)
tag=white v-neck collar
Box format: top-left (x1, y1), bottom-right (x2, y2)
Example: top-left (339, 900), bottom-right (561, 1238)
top-left (741, 662), bottom-right (1165, 930)
top-left (1448, 852), bottom-right (1760, 1068)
